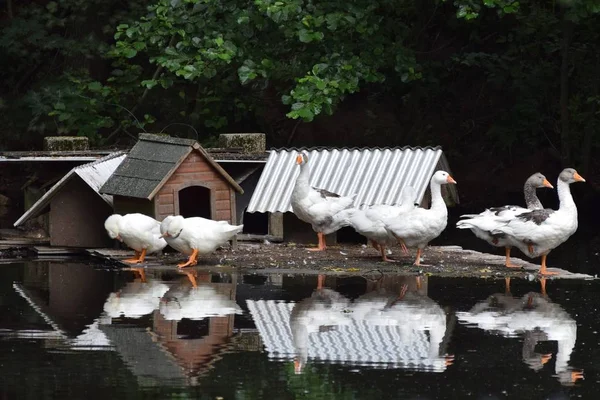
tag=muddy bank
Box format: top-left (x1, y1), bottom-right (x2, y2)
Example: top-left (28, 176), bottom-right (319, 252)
top-left (91, 242), bottom-right (593, 280)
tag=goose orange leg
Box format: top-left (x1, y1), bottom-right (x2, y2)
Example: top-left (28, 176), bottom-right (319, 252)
top-left (129, 267), bottom-right (147, 283)
top-left (185, 271), bottom-right (198, 288)
top-left (380, 245), bottom-right (394, 262)
top-left (414, 248), bottom-right (422, 266)
top-left (317, 274), bottom-right (325, 290)
top-left (394, 236), bottom-right (409, 255)
top-left (539, 254), bottom-right (558, 276)
top-left (178, 249), bottom-right (199, 268)
top-left (504, 277), bottom-right (511, 294)
top-left (124, 250), bottom-right (146, 264)
top-left (571, 370), bottom-right (585, 383)
top-left (504, 247), bottom-right (520, 268)
top-left (308, 232), bottom-right (326, 251)
top-left (540, 277), bottom-right (547, 296)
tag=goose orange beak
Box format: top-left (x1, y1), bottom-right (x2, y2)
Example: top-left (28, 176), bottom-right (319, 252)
top-left (542, 178), bottom-right (554, 189)
top-left (296, 154), bottom-right (303, 164)
top-left (447, 175), bottom-right (457, 184)
top-left (574, 172), bottom-right (585, 182)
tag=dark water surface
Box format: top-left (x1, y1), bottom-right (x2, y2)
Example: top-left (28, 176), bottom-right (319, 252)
top-left (0, 261), bottom-right (598, 399)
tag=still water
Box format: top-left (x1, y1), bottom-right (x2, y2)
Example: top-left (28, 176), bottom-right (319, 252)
top-left (0, 261), bottom-right (598, 399)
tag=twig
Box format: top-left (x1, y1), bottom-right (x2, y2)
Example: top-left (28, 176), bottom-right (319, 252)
top-left (159, 122), bottom-right (199, 140)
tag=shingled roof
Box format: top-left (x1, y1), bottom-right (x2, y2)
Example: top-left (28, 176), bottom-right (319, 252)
top-left (99, 134), bottom-right (243, 199)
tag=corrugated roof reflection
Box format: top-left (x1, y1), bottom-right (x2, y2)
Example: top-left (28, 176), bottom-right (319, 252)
top-left (247, 300), bottom-right (449, 372)
top-left (247, 147), bottom-right (457, 213)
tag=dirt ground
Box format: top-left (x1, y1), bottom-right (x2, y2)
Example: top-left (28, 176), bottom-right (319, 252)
top-left (90, 241), bottom-right (593, 280)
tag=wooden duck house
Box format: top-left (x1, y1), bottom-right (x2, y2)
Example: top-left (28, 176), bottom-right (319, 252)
top-left (100, 134), bottom-right (243, 224)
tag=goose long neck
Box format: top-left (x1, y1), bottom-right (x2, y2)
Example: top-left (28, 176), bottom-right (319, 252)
top-left (523, 182), bottom-right (543, 210)
top-left (557, 179), bottom-right (575, 212)
top-left (430, 181), bottom-right (446, 212)
top-left (293, 162), bottom-right (311, 197)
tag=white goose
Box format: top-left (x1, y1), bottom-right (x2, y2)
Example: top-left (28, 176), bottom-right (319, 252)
top-left (291, 151), bottom-right (356, 251)
top-left (104, 213), bottom-right (167, 263)
top-left (347, 186), bottom-right (418, 262)
top-left (384, 170), bottom-right (457, 266)
top-left (456, 173), bottom-right (554, 268)
top-left (490, 168), bottom-right (585, 275)
top-left (160, 215), bottom-right (193, 255)
top-left (161, 215), bottom-right (243, 268)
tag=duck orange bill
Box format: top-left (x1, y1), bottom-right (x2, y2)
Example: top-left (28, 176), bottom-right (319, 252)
top-left (296, 154), bottom-right (303, 164)
top-left (574, 172), bottom-right (586, 182)
top-left (542, 178), bottom-right (554, 188)
top-left (446, 175), bottom-right (457, 184)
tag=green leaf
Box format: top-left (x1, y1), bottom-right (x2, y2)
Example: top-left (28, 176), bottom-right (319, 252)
top-left (87, 81), bottom-right (102, 91)
top-left (141, 79), bottom-right (158, 89)
top-left (298, 29), bottom-right (313, 43)
top-left (123, 48), bottom-right (137, 58)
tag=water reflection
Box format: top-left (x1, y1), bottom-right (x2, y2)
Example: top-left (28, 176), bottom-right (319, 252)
top-left (3, 261), bottom-right (596, 397)
top-left (457, 278), bottom-right (584, 385)
top-left (103, 268), bottom-right (169, 319)
top-left (248, 274), bottom-right (453, 374)
top-left (159, 271), bottom-right (242, 321)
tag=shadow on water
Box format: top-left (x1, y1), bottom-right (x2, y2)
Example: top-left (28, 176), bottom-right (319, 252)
top-left (0, 261), bottom-right (599, 399)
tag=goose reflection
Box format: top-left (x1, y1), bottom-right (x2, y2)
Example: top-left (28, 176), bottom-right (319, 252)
top-left (159, 271), bottom-right (242, 321)
top-left (457, 278), bottom-right (583, 385)
top-left (290, 274), bottom-right (352, 374)
top-left (103, 268), bottom-right (169, 319)
top-left (352, 276), bottom-right (453, 369)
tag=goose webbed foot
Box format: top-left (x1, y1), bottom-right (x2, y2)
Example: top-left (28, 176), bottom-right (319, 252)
top-left (538, 254), bottom-right (558, 276)
top-left (504, 247), bottom-right (520, 268)
top-left (124, 250), bottom-right (145, 264)
top-left (307, 232), bottom-right (326, 251)
top-left (177, 249), bottom-right (199, 268)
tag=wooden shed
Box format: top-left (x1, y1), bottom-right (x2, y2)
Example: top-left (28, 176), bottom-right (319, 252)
top-left (13, 152), bottom-right (127, 248)
top-left (99, 134), bottom-right (243, 224)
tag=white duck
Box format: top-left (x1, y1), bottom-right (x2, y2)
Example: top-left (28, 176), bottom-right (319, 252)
top-left (347, 186), bottom-right (419, 262)
top-left (291, 151), bottom-right (356, 251)
top-left (160, 215), bottom-right (193, 255)
top-left (489, 168), bottom-right (585, 275)
top-left (104, 213), bottom-right (167, 264)
top-left (384, 170), bottom-right (457, 266)
top-left (160, 215), bottom-right (243, 268)
top-left (456, 173), bottom-right (554, 268)
top-left (159, 282), bottom-right (242, 321)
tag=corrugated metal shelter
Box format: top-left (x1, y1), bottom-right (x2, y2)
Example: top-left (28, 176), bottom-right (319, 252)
top-left (99, 134), bottom-right (243, 225)
top-left (14, 152), bottom-right (126, 248)
top-left (246, 147), bottom-right (458, 243)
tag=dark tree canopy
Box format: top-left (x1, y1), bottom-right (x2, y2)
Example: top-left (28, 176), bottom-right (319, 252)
top-left (1, 0), bottom-right (599, 171)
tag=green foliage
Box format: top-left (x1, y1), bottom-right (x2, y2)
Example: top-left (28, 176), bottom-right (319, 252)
top-left (110, 0), bottom-right (419, 126)
top-left (0, 0), bottom-right (599, 171)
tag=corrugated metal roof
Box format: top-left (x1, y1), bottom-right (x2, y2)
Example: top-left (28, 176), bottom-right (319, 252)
top-left (247, 147), bottom-right (458, 213)
top-left (14, 152), bottom-right (126, 227)
top-left (247, 299), bottom-right (449, 371)
top-left (100, 133), bottom-right (243, 199)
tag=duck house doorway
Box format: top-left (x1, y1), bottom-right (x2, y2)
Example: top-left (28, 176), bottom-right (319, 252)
top-left (178, 185), bottom-right (212, 219)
